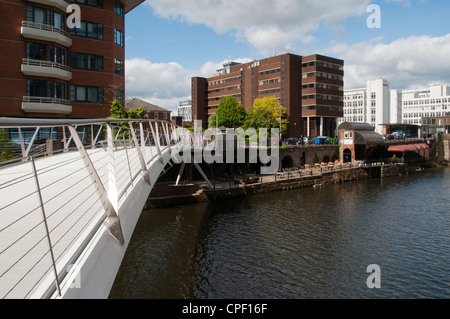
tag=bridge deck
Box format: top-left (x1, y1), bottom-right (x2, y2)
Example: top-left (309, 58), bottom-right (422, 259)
top-left (0, 145), bottom-right (164, 299)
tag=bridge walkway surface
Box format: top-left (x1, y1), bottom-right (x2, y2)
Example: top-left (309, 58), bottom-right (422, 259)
top-left (0, 118), bottom-right (195, 299)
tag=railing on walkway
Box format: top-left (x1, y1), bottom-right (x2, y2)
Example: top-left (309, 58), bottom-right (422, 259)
top-left (21, 20), bottom-right (70, 38)
top-left (0, 118), bottom-right (192, 299)
top-left (22, 58), bottom-right (71, 73)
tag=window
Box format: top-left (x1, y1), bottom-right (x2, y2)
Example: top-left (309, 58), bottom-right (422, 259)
top-left (115, 0), bottom-right (124, 18)
top-left (259, 68), bottom-right (281, 76)
top-left (69, 21), bottom-right (104, 40)
top-left (114, 89), bottom-right (124, 106)
top-left (114, 28), bottom-right (124, 47)
top-left (70, 0), bottom-right (104, 8)
top-left (27, 5), bottom-right (65, 30)
top-left (163, 113), bottom-right (168, 120)
top-left (114, 58), bottom-right (124, 76)
top-left (154, 112), bottom-right (159, 120)
top-left (69, 52), bottom-right (104, 71)
top-left (27, 79), bottom-right (66, 99)
top-left (70, 85), bottom-right (104, 103)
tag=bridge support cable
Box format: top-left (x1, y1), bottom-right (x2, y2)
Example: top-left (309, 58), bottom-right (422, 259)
top-left (68, 126), bottom-right (124, 245)
top-left (149, 122), bottom-right (163, 162)
top-left (129, 122), bottom-right (150, 185)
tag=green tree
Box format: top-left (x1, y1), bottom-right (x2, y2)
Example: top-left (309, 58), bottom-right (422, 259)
top-left (109, 99), bottom-right (127, 119)
top-left (0, 129), bottom-right (15, 162)
top-left (209, 96), bottom-right (246, 129)
top-left (243, 96), bottom-right (288, 137)
top-left (108, 99), bottom-right (146, 138)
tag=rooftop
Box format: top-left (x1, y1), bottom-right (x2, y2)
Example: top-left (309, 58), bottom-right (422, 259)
top-left (123, 0), bottom-right (146, 14)
top-left (125, 98), bottom-right (171, 113)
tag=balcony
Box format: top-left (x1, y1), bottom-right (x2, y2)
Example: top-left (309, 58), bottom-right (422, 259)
top-left (27, 0), bottom-right (69, 12)
top-left (21, 21), bottom-right (72, 48)
top-left (21, 58), bottom-right (72, 81)
top-left (22, 96), bottom-right (72, 115)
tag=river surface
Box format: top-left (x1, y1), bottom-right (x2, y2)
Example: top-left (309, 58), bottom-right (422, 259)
top-left (109, 167), bottom-right (450, 299)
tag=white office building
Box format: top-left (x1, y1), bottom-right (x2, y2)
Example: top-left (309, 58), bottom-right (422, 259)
top-left (177, 100), bottom-right (193, 122)
top-left (341, 79), bottom-right (396, 134)
top-left (342, 80), bottom-right (450, 136)
top-left (401, 84), bottom-right (450, 126)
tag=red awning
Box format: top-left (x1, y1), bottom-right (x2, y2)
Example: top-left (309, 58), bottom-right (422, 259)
top-left (388, 143), bottom-right (430, 152)
top-left (416, 143), bottom-right (430, 150)
top-left (404, 144), bottom-right (417, 151)
top-left (388, 145), bottom-right (407, 152)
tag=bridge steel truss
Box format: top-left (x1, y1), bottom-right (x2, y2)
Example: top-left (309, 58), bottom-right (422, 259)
top-left (0, 118), bottom-right (197, 299)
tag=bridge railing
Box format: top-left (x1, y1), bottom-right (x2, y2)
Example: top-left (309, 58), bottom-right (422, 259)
top-left (0, 118), bottom-right (192, 299)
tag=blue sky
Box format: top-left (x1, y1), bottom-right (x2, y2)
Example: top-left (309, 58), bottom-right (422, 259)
top-left (123, 0), bottom-right (450, 113)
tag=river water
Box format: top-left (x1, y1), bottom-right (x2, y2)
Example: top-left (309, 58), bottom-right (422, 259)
top-left (109, 167), bottom-right (450, 299)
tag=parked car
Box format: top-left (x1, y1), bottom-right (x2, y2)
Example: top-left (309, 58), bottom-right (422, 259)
top-left (287, 137), bottom-right (302, 145)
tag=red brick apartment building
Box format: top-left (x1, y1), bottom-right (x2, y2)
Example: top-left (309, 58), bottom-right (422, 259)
top-left (192, 53), bottom-right (344, 138)
top-left (0, 0), bottom-right (144, 119)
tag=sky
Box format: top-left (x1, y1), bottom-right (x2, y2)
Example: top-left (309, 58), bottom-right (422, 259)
top-left (124, 0), bottom-right (450, 114)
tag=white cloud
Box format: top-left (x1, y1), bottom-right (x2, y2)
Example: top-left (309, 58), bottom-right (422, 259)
top-left (146, 0), bottom-right (370, 55)
top-left (125, 57), bottom-right (253, 112)
top-left (326, 34), bottom-right (450, 90)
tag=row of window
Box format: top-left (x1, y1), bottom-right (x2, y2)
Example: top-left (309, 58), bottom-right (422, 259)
top-left (25, 42), bottom-right (124, 75)
top-left (26, 42), bottom-right (66, 64)
top-left (403, 98), bottom-right (450, 106)
top-left (259, 78), bottom-right (280, 86)
top-left (302, 94), bottom-right (343, 102)
top-left (344, 108), bottom-right (364, 115)
top-left (302, 61), bottom-right (343, 71)
top-left (302, 83), bottom-right (343, 91)
top-left (259, 68), bottom-right (281, 76)
top-left (343, 116), bottom-right (364, 122)
top-left (26, 79), bottom-right (124, 105)
top-left (27, 5), bottom-right (65, 29)
top-left (28, 4), bottom-right (124, 47)
top-left (208, 76), bottom-right (241, 86)
top-left (69, 0), bottom-right (124, 18)
top-left (302, 72), bottom-right (343, 81)
top-left (302, 105), bottom-right (343, 112)
top-left (208, 85), bottom-right (241, 94)
top-left (344, 94), bottom-right (364, 100)
top-left (344, 101), bottom-right (364, 107)
top-left (404, 111), bottom-right (448, 119)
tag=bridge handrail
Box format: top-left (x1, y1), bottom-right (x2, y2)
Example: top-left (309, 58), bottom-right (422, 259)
top-left (0, 118), bottom-right (193, 299)
top-left (0, 117), bottom-right (174, 128)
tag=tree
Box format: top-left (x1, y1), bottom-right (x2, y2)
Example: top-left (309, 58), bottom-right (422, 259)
top-left (209, 96), bottom-right (246, 129)
top-left (243, 96), bottom-right (288, 137)
top-left (0, 129), bottom-right (15, 162)
top-left (109, 99), bottom-right (127, 119)
top-left (108, 99), bottom-right (146, 137)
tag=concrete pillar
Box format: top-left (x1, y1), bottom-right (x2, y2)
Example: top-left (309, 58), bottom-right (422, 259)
top-left (320, 116), bottom-right (324, 136)
top-left (307, 116), bottom-right (310, 137)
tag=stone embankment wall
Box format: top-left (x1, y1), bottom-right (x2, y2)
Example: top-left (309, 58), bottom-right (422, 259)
top-left (146, 164), bottom-right (412, 208)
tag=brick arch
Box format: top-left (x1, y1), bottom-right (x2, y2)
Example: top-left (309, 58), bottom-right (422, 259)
top-left (281, 155), bottom-right (294, 169)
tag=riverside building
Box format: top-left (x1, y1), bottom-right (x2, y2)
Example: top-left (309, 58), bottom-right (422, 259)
top-left (0, 0), bottom-right (144, 119)
top-left (401, 84), bottom-right (450, 127)
top-left (342, 80), bottom-right (450, 136)
top-left (341, 79), bottom-right (401, 134)
top-left (192, 53), bottom-right (344, 138)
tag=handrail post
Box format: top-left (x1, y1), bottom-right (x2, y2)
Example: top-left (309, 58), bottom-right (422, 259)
top-left (107, 124), bottom-right (118, 211)
top-left (31, 157), bottom-right (62, 297)
top-left (129, 122), bottom-right (151, 185)
top-left (68, 125), bottom-right (124, 245)
top-left (150, 121), bottom-right (163, 162)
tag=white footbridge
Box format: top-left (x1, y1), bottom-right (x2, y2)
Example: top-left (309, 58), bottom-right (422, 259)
top-left (0, 118), bottom-right (210, 299)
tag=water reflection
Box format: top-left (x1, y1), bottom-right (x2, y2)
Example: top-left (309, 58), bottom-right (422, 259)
top-left (110, 167), bottom-right (450, 299)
